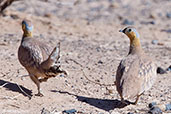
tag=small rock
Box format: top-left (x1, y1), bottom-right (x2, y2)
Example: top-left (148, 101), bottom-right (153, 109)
top-left (149, 102), bottom-right (157, 108)
top-left (59, 74), bottom-right (65, 77)
top-left (157, 67), bottom-right (166, 74)
top-left (122, 19), bottom-right (134, 25)
top-left (109, 3), bottom-right (119, 9)
top-left (157, 43), bottom-right (164, 46)
top-left (166, 103), bottom-right (171, 111)
top-left (44, 13), bottom-right (52, 18)
top-left (149, 13), bottom-right (157, 19)
top-left (151, 40), bottom-right (158, 45)
top-left (148, 107), bottom-right (162, 114)
top-left (141, 21), bottom-right (155, 25)
top-left (63, 109), bottom-right (77, 114)
top-left (98, 113), bottom-right (104, 114)
top-left (166, 65), bottom-right (171, 71)
top-left (127, 112), bottom-right (134, 114)
top-left (98, 60), bottom-right (103, 64)
top-left (161, 29), bottom-right (171, 33)
top-left (41, 108), bottom-right (50, 114)
top-left (166, 12), bottom-right (171, 19)
top-left (10, 14), bottom-right (19, 19)
top-left (149, 21), bottom-right (155, 25)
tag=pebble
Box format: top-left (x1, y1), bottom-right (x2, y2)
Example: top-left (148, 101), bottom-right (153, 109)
top-left (10, 14), bottom-right (19, 19)
top-left (161, 29), bottom-right (171, 33)
top-left (166, 12), bottom-right (171, 19)
top-left (148, 107), bottom-right (162, 114)
top-left (157, 67), bottom-right (166, 74)
top-left (59, 74), bottom-right (65, 77)
top-left (141, 21), bottom-right (155, 25)
top-left (122, 19), bottom-right (134, 25)
top-left (63, 109), bottom-right (77, 114)
top-left (151, 40), bottom-right (158, 45)
top-left (165, 104), bottom-right (171, 111)
top-left (149, 102), bottom-right (157, 108)
top-left (41, 108), bottom-right (50, 114)
top-left (127, 112), bottom-right (134, 114)
top-left (98, 60), bottom-right (103, 64)
top-left (166, 65), bottom-right (171, 71)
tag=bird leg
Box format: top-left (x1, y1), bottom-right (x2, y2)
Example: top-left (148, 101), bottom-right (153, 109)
top-left (30, 75), bottom-right (43, 97)
top-left (121, 97), bottom-right (129, 105)
top-left (132, 93), bottom-right (143, 105)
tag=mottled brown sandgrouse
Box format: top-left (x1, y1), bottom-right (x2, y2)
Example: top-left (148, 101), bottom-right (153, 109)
top-left (116, 27), bottom-right (157, 105)
top-left (18, 19), bottom-right (67, 96)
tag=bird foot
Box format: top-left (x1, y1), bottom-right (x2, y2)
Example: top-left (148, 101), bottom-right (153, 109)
top-left (61, 69), bottom-right (68, 76)
top-left (35, 92), bottom-right (44, 97)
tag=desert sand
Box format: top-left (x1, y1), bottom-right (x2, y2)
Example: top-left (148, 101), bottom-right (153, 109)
top-left (0, 0), bottom-right (171, 114)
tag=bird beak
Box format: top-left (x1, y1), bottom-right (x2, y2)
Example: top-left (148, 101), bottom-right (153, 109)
top-left (119, 28), bottom-right (126, 33)
top-left (119, 29), bottom-right (123, 32)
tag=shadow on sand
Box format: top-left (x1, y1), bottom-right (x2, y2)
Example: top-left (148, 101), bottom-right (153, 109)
top-left (51, 90), bottom-right (128, 111)
top-left (0, 79), bottom-right (32, 99)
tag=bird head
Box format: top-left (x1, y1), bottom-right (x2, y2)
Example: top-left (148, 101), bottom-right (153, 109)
top-left (22, 19), bottom-right (33, 37)
top-left (119, 27), bottom-right (141, 47)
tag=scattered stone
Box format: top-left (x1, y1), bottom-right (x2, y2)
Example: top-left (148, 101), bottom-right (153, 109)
top-left (161, 29), bottom-right (171, 33)
top-left (44, 13), bottom-right (52, 18)
top-left (98, 60), bottom-right (103, 64)
top-left (127, 112), bottom-right (134, 114)
top-left (148, 102), bottom-right (171, 112)
top-left (166, 12), bottom-right (171, 19)
top-left (41, 108), bottom-right (50, 114)
top-left (149, 21), bottom-right (155, 25)
top-left (166, 65), bottom-right (171, 71)
top-left (157, 67), bottom-right (166, 74)
top-left (151, 40), bottom-right (158, 45)
top-left (149, 13), bottom-right (157, 19)
top-left (109, 3), bottom-right (119, 9)
top-left (62, 109), bottom-right (77, 114)
top-left (157, 42), bottom-right (164, 46)
top-left (10, 14), bottom-right (19, 19)
top-left (59, 74), bottom-right (65, 77)
top-left (148, 107), bottom-right (162, 114)
top-left (149, 102), bottom-right (157, 108)
top-left (122, 19), bottom-right (134, 25)
top-left (165, 103), bottom-right (171, 111)
top-left (141, 21), bottom-right (155, 25)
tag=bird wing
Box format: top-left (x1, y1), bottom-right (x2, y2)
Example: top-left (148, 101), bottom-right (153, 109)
top-left (116, 54), bottom-right (157, 99)
top-left (18, 37), bottom-right (51, 69)
top-left (137, 56), bottom-right (157, 93)
top-left (116, 55), bottom-right (139, 98)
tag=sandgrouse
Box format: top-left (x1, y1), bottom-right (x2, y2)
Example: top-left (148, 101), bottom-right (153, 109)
top-left (116, 27), bottom-right (157, 105)
top-left (18, 19), bottom-right (67, 96)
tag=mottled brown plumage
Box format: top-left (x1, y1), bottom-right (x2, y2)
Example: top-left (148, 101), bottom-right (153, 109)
top-left (116, 27), bottom-right (157, 104)
top-left (18, 19), bottom-right (67, 96)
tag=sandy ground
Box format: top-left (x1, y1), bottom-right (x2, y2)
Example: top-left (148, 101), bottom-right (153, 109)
top-left (0, 0), bottom-right (171, 114)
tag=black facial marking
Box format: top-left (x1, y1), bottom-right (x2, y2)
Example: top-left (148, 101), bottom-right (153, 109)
top-left (128, 29), bottom-right (132, 32)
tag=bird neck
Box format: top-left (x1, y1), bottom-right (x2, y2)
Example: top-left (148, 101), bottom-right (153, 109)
top-left (23, 31), bottom-right (32, 37)
top-left (128, 38), bottom-right (142, 55)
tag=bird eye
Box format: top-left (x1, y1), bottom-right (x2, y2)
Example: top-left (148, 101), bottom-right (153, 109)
top-left (128, 29), bottom-right (132, 32)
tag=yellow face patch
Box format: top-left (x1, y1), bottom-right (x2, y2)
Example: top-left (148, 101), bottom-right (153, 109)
top-left (125, 31), bottom-right (136, 41)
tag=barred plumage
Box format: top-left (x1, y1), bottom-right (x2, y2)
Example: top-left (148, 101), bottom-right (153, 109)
top-left (116, 27), bottom-right (157, 104)
top-left (18, 19), bottom-right (67, 96)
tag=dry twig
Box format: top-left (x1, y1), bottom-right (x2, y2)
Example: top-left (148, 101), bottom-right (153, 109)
top-left (0, 0), bottom-right (20, 13)
top-left (67, 58), bottom-right (115, 87)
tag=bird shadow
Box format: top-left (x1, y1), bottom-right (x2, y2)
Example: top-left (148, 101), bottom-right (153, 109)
top-left (51, 90), bottom-right (128, 111)
top-left (0, 79), bottom-right (32, 99)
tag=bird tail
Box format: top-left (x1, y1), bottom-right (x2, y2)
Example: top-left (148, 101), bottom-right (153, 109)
top-left (41, 42), bottom-right (61, 69)
top-left (41, 42), bottom-right (68, 77)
